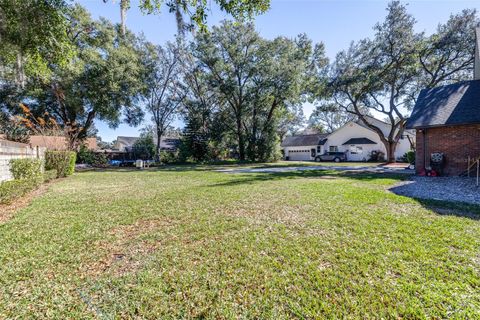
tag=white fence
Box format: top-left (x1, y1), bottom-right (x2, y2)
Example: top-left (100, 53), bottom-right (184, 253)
top-left (0, 140), bottom-right (46, 182)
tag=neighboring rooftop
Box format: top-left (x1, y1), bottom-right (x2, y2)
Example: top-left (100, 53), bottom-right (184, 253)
top-left (342, 137), bottom-right (377, 145)
top-left (281, 134), bottom-right (328, 147)
top-left (407, 80), bottom-right (480, 129)
top-left (114, 135), bottom-right (180, 151)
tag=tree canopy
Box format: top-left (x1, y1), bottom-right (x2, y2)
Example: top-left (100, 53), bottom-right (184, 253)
top-left (3, 5), bottom-right (148, 149)
top-left (318, 1), bottom-right (478, 162)
top-left (190, 21), bottom-right (325, 161)
top-left (108, 0), bottom-right (270, 34)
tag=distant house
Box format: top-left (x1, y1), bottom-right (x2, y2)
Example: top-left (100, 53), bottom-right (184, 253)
top-left (406, 28), bottom-right (480, 176)
top-left (114, 136), bottom-right (180, 152)
top-left (28, 136), bottom-right (97, 151)
top-left (0, 134), bottom-right (98, 151)
top-left (282, 116), bottom-right (415, 162)
top-left (281, 134), bottom-right (328, 161)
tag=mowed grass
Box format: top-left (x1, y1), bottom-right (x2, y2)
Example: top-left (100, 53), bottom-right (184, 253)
top-left (0, 166), bottom-right (479, 319)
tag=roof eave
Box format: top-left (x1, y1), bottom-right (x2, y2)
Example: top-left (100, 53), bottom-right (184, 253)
top-left (407, 121), bottom-right (480, 130)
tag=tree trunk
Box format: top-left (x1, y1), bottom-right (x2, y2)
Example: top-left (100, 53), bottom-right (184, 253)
top-left (120, 0), bottom-right (127, 36)
top-left (384, 141), bottom-right (397, 163)
top-left (156, 129), bottom-right (163, 163)
top-left (236, 118), bottom-right (245, 161)
top-left (250, 106), bottom-right (257, 161)
top-left (16, 51), bottom-right (25, 88)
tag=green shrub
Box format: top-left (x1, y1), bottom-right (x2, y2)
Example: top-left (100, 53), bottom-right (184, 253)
top-left (45, 151), bottom-right (77, 178)
top-left (43, 169), bottom-right (58, 182)
top-left (9, 158), bottom-right (43, 180)
top-left (77, 145), bottom-right (95, 164)
top-left (368, 150), bottom-right (386, 162)
top-left (160, 151), bottom-right (180, 164)
top-left (0, 178), bottom-right (38, 204)
top-left (91, 152), bottom-right (108, 167)
top-left (77, 145), bottom-right (108, 167)
top-left (406, 150), bottom-right (415, 164)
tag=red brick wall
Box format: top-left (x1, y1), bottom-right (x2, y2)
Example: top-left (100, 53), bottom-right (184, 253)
top-left (415, 124), bottom-right (480, 176)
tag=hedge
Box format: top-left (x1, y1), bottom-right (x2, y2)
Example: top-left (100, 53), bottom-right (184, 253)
top-left (43, 169), bottom-right (58, 183)
top-left (45, 151), bottom-right (77, 178)
top-left (9, 158), bottom-right (43, 180)
top-left (1, 157), bottom-right (63, 205)
top-left (0, 178), bottom-right (39, 204)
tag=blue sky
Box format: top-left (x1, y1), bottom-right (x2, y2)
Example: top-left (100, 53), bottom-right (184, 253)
top-left (78, 0), bottom-right (480, 142)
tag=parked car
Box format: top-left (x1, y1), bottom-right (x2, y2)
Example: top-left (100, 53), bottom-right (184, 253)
top-left (315, 152), bottom-right (347, 163)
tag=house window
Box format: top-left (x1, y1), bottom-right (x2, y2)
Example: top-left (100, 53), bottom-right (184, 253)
top-left (329, 146), bottom-right (338, 152)
top-left (350, 145), bottom-right (363, 155)
top-left (317, 146), bottom-right (321, 153)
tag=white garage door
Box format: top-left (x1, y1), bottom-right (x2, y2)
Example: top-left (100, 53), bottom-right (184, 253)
top-left (288, 149), bottom-right (312, 161)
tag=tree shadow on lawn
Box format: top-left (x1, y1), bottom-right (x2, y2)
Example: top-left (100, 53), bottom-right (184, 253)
top-left (209, 169), bottom-right (409, 187)
top-left (82, 165), bottom-right (209, 173)
top-left (412, 198), bottom-right (480, 220)
top-left (209, 169), bottom-right (480, 220)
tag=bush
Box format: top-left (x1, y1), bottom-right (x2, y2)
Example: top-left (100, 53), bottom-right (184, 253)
top-left (133, 135), bottom-right (156, 160)
top-left (0, 178), bottom-right (38, 204)
top-left (405, 150), bottom-right (415, 164)
top-left (77, 146), bottom-right (108, 167)
top-left (77, 145), bottom-right (95, 164)
top-left (368, 150), bottom-right (386, 162)
top-left (9, 158), bottom-right (43, 181)
top-left (45, 151), bottom-right (77, 178)
top-left (160, 151), bottom-right (180, 164)
top-left (43, 169), bottom-right (58, 182)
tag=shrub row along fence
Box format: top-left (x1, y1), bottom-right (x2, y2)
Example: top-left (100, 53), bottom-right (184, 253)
top-left (0, 140), bottom-right (46, 182)
top-left (0, 150), bottom-right (76, 204)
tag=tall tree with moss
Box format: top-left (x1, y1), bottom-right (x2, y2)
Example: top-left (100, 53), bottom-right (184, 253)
top-left (8, 5), bottom-right (147, 150)
top-left (192, 21), bottom-right (325, 161)
top-left (327, 1), bottom-right (477, 162)
top-left (105, 0), bottom-right (270, 36)
top-left (141, 41), bottom-right (185, 161)
top-left (418, 9), bottom-right (479, 89)
top-left (0, 0), bottom-right (73, 87)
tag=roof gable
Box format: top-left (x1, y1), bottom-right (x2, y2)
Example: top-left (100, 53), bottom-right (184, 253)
top-left (281, 134), bottom-right (328, 147)
top-left (342, 137), bottom-right (377, 145)
top-left (407, 80), bottom-right (480, 129)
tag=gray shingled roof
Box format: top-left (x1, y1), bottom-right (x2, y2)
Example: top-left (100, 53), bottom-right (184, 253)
top-left (281, 134), bottom-right (328, 147)
top-left (116, 136), bottom-right (180, 151)
top-left (342, 137), bottom-right (377, 145)
top-left (406, 80), bottom-right (480, 129)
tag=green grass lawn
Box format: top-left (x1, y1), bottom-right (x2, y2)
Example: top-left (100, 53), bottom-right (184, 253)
top-left (208, 160), bottom-right (386, 169)
top-left (1, 166), bottom-right (479, 318)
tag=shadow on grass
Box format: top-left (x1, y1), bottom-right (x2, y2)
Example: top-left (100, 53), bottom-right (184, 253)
top-left (209, 170), bottom-right (409, 188)
top-left (210, 170), bottom-right (480, 220)
top-left (413, 198), bottom-right (480, 220)
top-left (77, 165), bottom-right (209, 173)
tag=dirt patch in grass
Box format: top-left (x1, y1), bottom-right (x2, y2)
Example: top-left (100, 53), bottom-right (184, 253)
top-left (81, 218), bottom-right (180, 277)
top-left (0, 181), bottom-right (58, 224)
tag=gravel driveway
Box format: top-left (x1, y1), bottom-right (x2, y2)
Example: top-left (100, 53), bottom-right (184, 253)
top-left (390, 176), bottom-right (480, 205)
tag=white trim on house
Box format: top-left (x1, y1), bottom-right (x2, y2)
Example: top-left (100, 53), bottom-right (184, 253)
top-left (281, 117), bottom-right (415, 161)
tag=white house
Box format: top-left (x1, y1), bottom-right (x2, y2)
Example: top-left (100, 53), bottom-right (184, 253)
top-left (281, 116), bottom-right (415, 162)
top-left (281, 133), bottom-right (328, 161)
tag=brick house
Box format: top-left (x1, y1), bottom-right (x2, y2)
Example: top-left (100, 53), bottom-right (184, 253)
top-left (407, 27), bottom-right (480, 176)
top-left (406, 80), bottom-right (480, 176)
